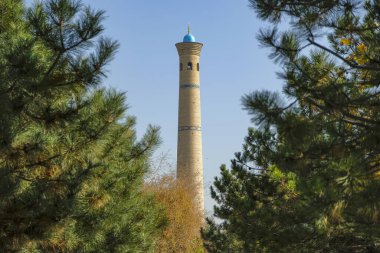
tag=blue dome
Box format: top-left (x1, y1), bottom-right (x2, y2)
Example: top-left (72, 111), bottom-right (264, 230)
top-left (183, 33), bottom-right (196, 42)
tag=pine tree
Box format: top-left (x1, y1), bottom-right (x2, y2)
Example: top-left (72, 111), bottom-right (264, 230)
top-left (203, 0), bottom-right (380, 252)
top-left (0, 0), bottom-right (165, 252)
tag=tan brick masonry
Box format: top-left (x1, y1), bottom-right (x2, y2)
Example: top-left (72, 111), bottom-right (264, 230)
top-left (175, 42), bottom-right (204, 214)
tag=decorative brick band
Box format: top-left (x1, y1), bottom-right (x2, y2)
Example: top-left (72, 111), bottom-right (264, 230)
top-left (178, 126), bottom-right (202, 131)
top-left (180, 84), bottom-right (200, 89)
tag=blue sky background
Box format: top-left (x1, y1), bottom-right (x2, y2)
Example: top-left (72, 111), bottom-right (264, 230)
top-left (26, 0), bottom-right (283, 213)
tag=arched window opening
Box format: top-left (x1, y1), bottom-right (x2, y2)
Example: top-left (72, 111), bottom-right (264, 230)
top-left (197, 63), bottom-right (199, 71)
top-left (187, 62), bottom-right (192, 70)
top-left (180, 63), bottom-right (183, 71)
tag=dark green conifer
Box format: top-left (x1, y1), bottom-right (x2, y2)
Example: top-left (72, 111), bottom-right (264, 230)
top-left (0, 0), bottom-right (164, 252)
top-left (203, 1), bottom-right (380, 252)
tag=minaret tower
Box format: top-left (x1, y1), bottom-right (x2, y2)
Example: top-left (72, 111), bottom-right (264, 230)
top-left (176, 27), bottom-right (204, 213)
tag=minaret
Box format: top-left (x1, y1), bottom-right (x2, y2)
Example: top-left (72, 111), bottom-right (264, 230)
top-left (176, 27), bottom-right (204, 214)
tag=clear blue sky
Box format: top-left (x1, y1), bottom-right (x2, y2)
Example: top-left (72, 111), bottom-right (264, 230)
top-left (27, 0), bottom-right (283, 213)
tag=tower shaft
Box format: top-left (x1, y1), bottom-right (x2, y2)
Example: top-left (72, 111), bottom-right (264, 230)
top-left (175, 42), bottom-right (204, 213)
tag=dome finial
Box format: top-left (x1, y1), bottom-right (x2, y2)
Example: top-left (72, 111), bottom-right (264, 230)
top-left (182, 25), bottom-right (196, 42)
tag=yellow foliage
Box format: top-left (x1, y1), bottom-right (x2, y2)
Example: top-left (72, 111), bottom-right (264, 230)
top-left (340, 37), bottom-right (351, 46)
top-left (346, 43), bottom-right (369, 65)
top-left (88, 193), bottom-right (110, 209)
top-left (146, 175), bottom-right (206, 253)
top-left (317, 76), bottom-right (329, 87)
top-left (330, 200), bottom-right (346, 222)
top-left (354, 43), bottom-right (368, 65)
top-left (373, 170), bottom-right (380, 179)
top-left (356, 43), bottom-right (367, 54)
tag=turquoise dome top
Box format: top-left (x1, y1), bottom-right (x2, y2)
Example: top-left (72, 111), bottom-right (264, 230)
top-left (183, 25), bottom-right (196, 42)
top-left (183, 33), bottom-right (196, 42)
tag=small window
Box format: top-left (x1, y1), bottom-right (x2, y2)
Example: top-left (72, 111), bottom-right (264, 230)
top-left (180, 63), bottom-right (183, 71)
top-left (197, 63), bottom-right (199, 71)
top-left (187, 62), bottom-right (192, 70)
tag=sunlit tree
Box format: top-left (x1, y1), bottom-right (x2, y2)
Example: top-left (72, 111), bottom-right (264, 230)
top-left (0, 0), bottom-right (164, 251)
top-left (204, 0), bottom-right (380, 252)
top-left (147, 174), bottom-right (205, 253)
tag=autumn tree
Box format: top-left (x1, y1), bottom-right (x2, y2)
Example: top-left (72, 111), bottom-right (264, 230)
top-left (146, 173), bottom-right (205, 253)
top-left (203, 0), bottom-right (380, 252)
top-left (0, 0), bottom-right (164, 252)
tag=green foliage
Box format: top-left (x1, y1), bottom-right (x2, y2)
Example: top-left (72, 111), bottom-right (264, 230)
top-left (0, 0), bottom-right (165, 252)
top-left (203, 0), bottom-right (380, 252)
